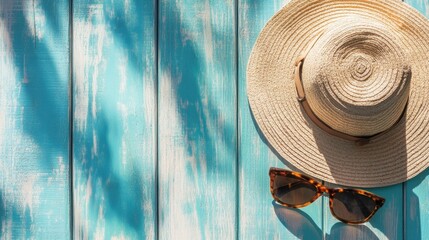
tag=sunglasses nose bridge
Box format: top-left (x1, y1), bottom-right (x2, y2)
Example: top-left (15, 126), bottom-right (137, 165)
top-left (319, 185), bottom-right (329, 194)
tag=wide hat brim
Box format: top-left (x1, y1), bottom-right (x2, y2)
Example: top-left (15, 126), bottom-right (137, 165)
top-left (247, 0), bottom-right (429, 187)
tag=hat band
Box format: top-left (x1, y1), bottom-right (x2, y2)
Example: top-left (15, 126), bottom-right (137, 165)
top-left (294, 53), bottom-right (408, 146)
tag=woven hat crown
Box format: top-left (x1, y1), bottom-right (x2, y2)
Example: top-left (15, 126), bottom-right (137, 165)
top-left (247, 0), bottom-right (429, 187)
top-left (301, 16), bottom-right (411, 136)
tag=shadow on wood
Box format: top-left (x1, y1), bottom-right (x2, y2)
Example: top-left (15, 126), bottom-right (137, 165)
top-left (273, 201), bottom-right (380, 240)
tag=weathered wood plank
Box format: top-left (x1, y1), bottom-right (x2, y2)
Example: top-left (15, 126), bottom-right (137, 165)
top-left (405, 170), bottom-right (429, 240)
top-left (404, 1), bottom-right (429, 239)
top-left (158, 0), bottom-right (237, 238)
top-left (72, 1), bottom-right (157, 239)
top-left (238, 1), bottom-right (323, 239)
top-left (0, 0), bottom-right (70, 238)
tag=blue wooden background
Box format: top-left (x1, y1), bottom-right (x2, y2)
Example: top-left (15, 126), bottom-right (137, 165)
top-left (0, 0), bottom-right (428, 239)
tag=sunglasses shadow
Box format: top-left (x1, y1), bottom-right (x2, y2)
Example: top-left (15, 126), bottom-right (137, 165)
top-left (272, 201), bottom-right (323, 239)
top-left (273, 201), bottom-right (379, 240)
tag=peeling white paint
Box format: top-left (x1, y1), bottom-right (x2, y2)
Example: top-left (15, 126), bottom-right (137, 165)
top-left (121, 138), bottom-right (127, 169)
top-left (73, 187), bottom-right (82, 240)
top-left (1, 217), bottom-right (12, 240)
top-left (143, 201), bottom-right (155, 240)
top-left (91, 10), bottom-right (107, 121)
top-left (48, 156), bottom-right (66, 185)
top-left (159, 69), bottom-right (203, 239)
top-left (119, 56), bottom-right (128, 94)
top-left (92, 129), bottom-right (98, 158)
top-left (124, 0), bottom-right (131, 16)
top-left (74, 12), bottom-right (107, 131)
top-left (0, 18), bottom-right (17, 151)
top-left (22, 56), bottom-right (29, 84)
top-left (21, 175), bottom-right (39, 220)
top-left (84, 174), bottom-right (93, 240)
top-left (93, 204), bottom-right (105, 240)
top-left (74, 20), bottom-right (91, 132)
top-left (143, 55), bottom-right (156, 131)
top-left (112, 233), bottom-right (128, 240)
top-left (201, 0), bottom-right (213, 62)
top-left (117, 101), bottom-right (128, 169)
top-left (0, 19), bottom-right (12, 148)
top-left (74, 172), bottom-right (94, 240)
top-left (24, 0), bottom-right (46, 40)
top-left (91, 70), bottom-right (98, 120)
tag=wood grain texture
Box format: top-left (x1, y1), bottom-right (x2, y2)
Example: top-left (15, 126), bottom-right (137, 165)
top-left (158, 0), bottom-right (237, 238)
top-left (0, 0), bottom-right (70, 238)
top-left (238, 1), bottom-right (323, 239)
top-left (404, 1), bottom-right (429, 239)
top-left (72, 1), bottom-right (157, 239)
top-left (1, 0), bottom-right (428, 238)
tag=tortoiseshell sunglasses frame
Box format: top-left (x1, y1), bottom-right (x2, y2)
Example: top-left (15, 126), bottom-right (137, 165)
top-left (269, 167), bottom-right (385, 224)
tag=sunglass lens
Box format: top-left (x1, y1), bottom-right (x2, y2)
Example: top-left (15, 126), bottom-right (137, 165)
top-left (331, 191), bottom-right (377, 223)
top-left (272, 174), bottom-right (318, 206)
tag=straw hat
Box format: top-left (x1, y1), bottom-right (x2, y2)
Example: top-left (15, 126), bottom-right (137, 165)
top-left (247, 0), bottom-right (429, 187)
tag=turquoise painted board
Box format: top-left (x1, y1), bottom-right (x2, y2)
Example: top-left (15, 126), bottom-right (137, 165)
top-left (72, 1), bottom-right (157, 239)
top-left (238, 1), bottom-right (323, 239)
top-left (405, 169), bottom-right (429, 240)
top-left (404, 1), bottom-right (429, 239)
top-left (158, 0), bottom-right (237, 238)
top-left (0, 0), bottom-right (70, 239)
top-left (2, 0), bottom-right (429, 239)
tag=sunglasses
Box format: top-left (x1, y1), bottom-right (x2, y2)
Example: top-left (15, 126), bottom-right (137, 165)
top-left (269, 167), bottom-right (385, 224)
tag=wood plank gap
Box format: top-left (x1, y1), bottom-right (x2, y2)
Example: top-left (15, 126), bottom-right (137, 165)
top-left (235, 0), bottom-right (240, 239)
top-left (68, 0), bottom-right (74, 239)
top-left (156, 0), bottom-right (160, 238)
top-left (403, 181), bottom-right (406, 240)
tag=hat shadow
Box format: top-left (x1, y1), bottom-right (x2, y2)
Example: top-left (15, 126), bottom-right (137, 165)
top-left (312, 115), bottom-right (407, 186)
